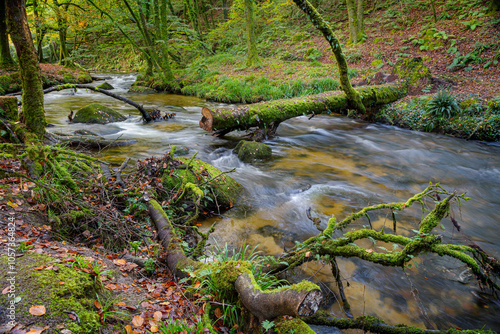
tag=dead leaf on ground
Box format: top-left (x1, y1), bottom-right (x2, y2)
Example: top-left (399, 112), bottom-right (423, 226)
top-left (153, 311), bottom-right (162, 322)
top-left (29, 305), bottom-right (46, 316)
top-left (132, 315), bottom-right (144, 327)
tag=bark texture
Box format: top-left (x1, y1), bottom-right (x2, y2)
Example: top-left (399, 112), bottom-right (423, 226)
top-left (0, 0), bottom-right (15, 66)
top-left (235, 273), bottom-right (322, 322)
top-left (200, 85), bottom-right (404, 134)
top-left (6, 0), bottom-right (46, 138)
top-left (291, 0), bottom-right (365, 112)
top-left (245, 0), bottom-right (260, 67)
top-left (346, 0), bottom-right (364, 43)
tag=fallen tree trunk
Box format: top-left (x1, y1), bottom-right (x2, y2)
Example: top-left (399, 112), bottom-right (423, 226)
top-left (43, 84), bottom-right (153, 122)
top-left (200, 84), bottom-right (404, 135)
top-left (145, 198), bottom-right (323, 323)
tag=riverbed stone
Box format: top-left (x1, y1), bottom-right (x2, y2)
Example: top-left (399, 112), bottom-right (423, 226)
top-left (72, 103), bottom-right (127, 124)
top-left (96, 82), bottom-right (114, 90)
top-left (233, 140), bottom-right (272, 162)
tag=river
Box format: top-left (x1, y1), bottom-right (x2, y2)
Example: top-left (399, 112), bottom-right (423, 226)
top-left (43, 74), bottom-right (500, 332)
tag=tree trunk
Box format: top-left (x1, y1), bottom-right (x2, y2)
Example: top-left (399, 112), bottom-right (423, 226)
top-left (0, 0), bottom-right (15, 66)
top-left (159, 0), bottom-right (175, 81)
top-left (245, 0), bottom-right (260, 67)
top-left (222, 0), bottom-right (228, 20)
top-left (199, 85), bottom-right (404, 135)
top-left (6, 0), bottom-right (46, 138)
top-left (291, 0), bottom-right (365, 112)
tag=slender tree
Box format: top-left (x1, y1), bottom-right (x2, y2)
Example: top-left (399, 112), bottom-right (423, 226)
top-left (6, 0), bottom-right (46, 138)
top-left (291, 0), bottom-right (365, 112)
top-left (346, 0), bottom-right (364, 44)
top-left (0, 0), bottom-right (16, 66)
top-left (245, 0), bottom-right (259, 67)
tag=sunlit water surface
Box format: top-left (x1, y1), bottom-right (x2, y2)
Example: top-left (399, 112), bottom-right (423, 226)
top-left (44, 74), bottom-right (500, 332)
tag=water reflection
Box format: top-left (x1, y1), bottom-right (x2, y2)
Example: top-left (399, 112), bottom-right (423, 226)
top-left (43, 74), bottom-right (500, 332)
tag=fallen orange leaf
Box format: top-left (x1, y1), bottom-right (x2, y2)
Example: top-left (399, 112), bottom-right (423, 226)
top-left (94, 300), bottom-right (102, 310)
top-left (124, 325), bottom-right (133, 334)
top-left (132, 315), bottom-right (144, 327)
top-left (113, 259), bottom-right (127, 266)
top-left (153, 311), bottom-right (162, 322)
top-left (29, 305), bottom-right (46, 316)
top-left (2, 286), bottom-right (11, 294)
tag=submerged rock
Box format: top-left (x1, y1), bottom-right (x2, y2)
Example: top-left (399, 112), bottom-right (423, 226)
top-left (72, 103), bottom-right (127, 124)
top-left (96, 82), bottom-right (114, 90)
top-left (233, 140), bottom-right (272, 163)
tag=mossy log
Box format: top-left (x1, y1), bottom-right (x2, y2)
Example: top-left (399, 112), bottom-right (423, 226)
top-left (146, 198), bottom-right (323, 323)
top-left (235, 272), bottom-right (322, 322)
top-left (200, 85), bottom-right (405, 135)
top-left (43, 84), bottom-right (153, 122)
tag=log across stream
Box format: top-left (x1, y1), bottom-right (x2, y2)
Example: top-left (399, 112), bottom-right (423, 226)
top-left (42, 73), bottom-right (500, 331)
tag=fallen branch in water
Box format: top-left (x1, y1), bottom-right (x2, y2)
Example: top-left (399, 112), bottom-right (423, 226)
top-left (43, 84), bottom-right (153, 122)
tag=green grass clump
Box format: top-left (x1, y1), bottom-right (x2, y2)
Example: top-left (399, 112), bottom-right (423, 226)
top-left (425, 90), bottom-right (461, 119)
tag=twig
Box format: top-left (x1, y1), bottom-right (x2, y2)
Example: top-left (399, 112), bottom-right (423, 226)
top-left (115, 157), bottom-right (130, 189)
top-left (63, 311), bottom-right (81, 325)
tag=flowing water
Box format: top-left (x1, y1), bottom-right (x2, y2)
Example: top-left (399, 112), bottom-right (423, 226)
top-left (44, 74), bottom-right (500, 332)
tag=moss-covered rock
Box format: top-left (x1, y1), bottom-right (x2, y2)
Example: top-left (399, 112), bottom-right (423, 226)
top-left (161, 156), bottom-right (243, 209)
top-left (128, 85), bottom-right (156, 94)
top-left (96, 82), bottom-right (114, 90)
top-left (275, 317), bottom-right (316, 334)
top-left (391, 57), bottom-right (431, 94)
top-left (0, 253), bottom-right (101, 333)
top-left (233, 140), bottom-right (272, 162)
top-left (72, 103), bottom-right (127, 124)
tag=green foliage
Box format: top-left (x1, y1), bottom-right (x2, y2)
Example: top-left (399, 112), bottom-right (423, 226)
top-left (426, 90), bottom-right (461, 120)
top-left (448, 42), bottom-right (496, 71)
top-left (191, 243), bottom-right (289, 331)
top-left (381, 93), bottom-right (500, 141)
top-left (262, 320), bottom-right (275, 331)
top-left (158, 317), bottom-right (205, 333)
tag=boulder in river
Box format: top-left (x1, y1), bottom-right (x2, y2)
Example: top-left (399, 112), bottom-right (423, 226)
top-left (72, 103), bottom-right (127, 124)
top-left (96, 82), bottom-right (114, 90)
top-left (233, 140), bottom-right (272, 163)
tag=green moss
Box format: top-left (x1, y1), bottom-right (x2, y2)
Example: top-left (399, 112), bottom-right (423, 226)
top-left (392, 57), bottom-right (431, 90)
top-left (0, 253), bottom-right (101, 333)
top-left (161, 156), bottom-right (243, 208)
top-left (72, 103), bottom-right (127, 124)
top-left (276, 318), bottom-right (316, 334)
top-left (128, 85), bottom-right (156, 94)
top-left (211, 260), bottom-right (253, 294)
top-left (233, 141), bottom-right (272, 162)
top-left (96, 82), bottom-right (114, 90)
top-left (0, 96), bottom-right (18, 121)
